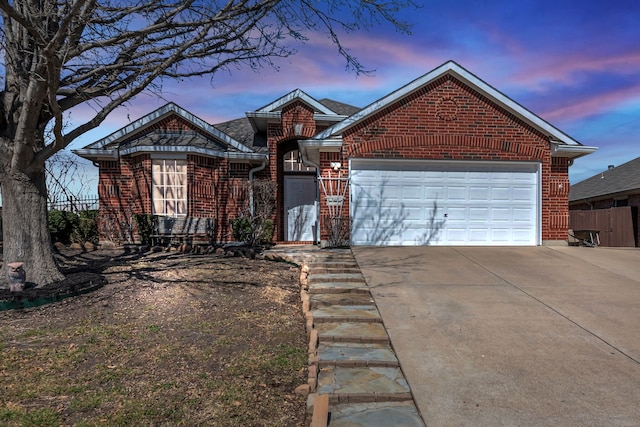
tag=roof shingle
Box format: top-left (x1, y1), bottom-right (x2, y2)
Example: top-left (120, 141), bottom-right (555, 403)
top-left (569, 157), bottom-right (640, 202)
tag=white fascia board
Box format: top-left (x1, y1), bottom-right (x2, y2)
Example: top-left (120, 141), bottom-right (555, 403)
top-left (82, 102), bottom-right (252, 153)
top-left (71, 149), bottom-right (118, 160)
top-left (119, 145), bottom-right (266, 162)
top-left (314, 114), bottom-right (348, 122)
top-left (299, 138), bottom-right (343, 152)
top-left (255, 89), bottom-right (337, 115)
top-left (550, 143), bottom-right (598, 159)
top-left (245, 111), bottom-right (280, 133)
top-left (245, 111), bottom-right (281, 120)
top-left (314, 61), bottom-right (583, 147)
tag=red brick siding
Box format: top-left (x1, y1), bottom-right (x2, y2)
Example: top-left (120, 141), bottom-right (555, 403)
top-left (97, 154), bottom-right (253, 243)
top-left (267, 101), bottom-right (317, 241)
top-left (319, 75), bottom-right (568, 243)
top-left (97, 158), bottom-right (136, 242)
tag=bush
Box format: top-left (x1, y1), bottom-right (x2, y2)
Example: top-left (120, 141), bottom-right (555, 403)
top-left (230, 216), bottom-right (253, 243)
top-left (230, 217), bottom-right (274, 246)
top-left (72, 210), bottom-right (99, 244)
top-left (134, 214), bottom-right (156, 245)
top-left (49, 209), bottom-right (99, 245)
top-left (48, 210), bottom-right (79, 245)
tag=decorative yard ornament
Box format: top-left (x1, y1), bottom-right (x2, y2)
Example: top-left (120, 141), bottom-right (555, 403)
top-left (7, 262), bottom-right (26, 293)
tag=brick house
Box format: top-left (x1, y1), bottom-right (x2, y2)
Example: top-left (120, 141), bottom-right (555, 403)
top-left (74, 61), bottom-right (596, 246)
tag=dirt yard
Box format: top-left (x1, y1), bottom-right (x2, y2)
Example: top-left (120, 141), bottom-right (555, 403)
top-left (0, 247), bottom-right (308, 426)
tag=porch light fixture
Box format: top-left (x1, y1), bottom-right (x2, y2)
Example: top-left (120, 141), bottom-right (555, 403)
top-left (330, 162), bottom-right (341, 171)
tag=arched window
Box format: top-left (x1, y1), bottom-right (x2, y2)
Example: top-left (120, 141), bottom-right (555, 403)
top-left (283, 150), bottom-right (316, 172)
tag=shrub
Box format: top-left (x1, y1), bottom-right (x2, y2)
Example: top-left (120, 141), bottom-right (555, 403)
top-left (72, 210), bottom-right (99, 244)
top-left (230, 217), bottom-right (274, 246)
top-left (230, 216), bottom-right (253, 243)
top-left (134, 213), bottom-right (156, 245)
top-left (48, 209), bottom-right (79, 245)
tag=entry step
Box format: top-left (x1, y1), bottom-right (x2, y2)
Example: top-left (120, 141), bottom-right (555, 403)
top-left (309, 293), bottom-right (375, 308)
top-left (317, 366), bottom-right (411, 402)
top-left (307, 281), bottom-right (369, 294)
top-left (326, 401), bottom-right (425, 427)
top-left (315, 322), bottom-right (389, 344)
top-left (311, 305), bottom-right (382, 323)
top-left (318, 342), bottom-right (399, 368)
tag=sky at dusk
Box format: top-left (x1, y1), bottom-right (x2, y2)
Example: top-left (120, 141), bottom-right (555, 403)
top-left (68, 0), bottom-right (640, 190)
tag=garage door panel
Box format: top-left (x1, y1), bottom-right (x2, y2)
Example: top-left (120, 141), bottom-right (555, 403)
top-left (469, 228), bottom-right (489, 242)
top-left (470, 207), bottom-right (490, 221)
top-left (447, 186), bottom-right (467, 201)
top-left (470, 186), bottom-right (490, 200)
top-left (491, 187), bottom-right (512, 201)
top-left (404, 207), bottom-right (424, 220)
top-left (350, 160), bottom-right (539, 246)
top-left (513, 208), bottom-right (535, 222)
top-left (402, 185), bottom-right (424, 200)
top-left (513, 187), bottom-right (536, 201)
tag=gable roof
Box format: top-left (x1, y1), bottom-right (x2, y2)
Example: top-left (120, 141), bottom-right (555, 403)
top-left (245, 89), bottom-right (357, 133)
top-left (318, 98), bottom-right (361, 116)
top-left (74, 103), bottom-right (264, 161)
top-left (311, 60), bottom-right (596, 159)
top-left (214, 117), bottom-right (268, 154)
top-left (569, 157), bottom-right (640, 202)
top-left (254, 88), bottom-right (338, 114)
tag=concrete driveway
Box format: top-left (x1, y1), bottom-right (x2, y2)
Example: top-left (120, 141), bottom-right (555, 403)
top-left (352, 246), bottom-right (640, 427)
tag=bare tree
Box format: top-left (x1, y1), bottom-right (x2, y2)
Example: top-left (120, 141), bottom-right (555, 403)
top-left (0, 0), bottom-right (415, 287)
top-left (46, 151), bottom-right (95, 207)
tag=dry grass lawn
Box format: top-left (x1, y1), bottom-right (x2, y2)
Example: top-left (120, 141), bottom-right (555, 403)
top-left (0, 248), bottom-right (308, 426)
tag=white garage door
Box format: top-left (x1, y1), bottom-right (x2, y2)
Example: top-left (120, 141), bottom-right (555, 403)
top-left (350, 159), bottom-right (540, 246)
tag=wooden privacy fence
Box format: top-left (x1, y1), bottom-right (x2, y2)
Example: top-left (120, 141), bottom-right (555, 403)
top-left (569, 206), bottom-right (637, 247)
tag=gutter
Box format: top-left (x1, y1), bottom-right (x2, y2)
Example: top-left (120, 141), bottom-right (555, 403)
top-left (73, 146), bottom-right (267, 163)
top-left (550, 142), bottom-right (598, 159)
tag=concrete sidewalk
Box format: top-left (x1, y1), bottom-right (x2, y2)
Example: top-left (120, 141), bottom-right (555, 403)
top-left (353, 246), bottom-right (640, 427)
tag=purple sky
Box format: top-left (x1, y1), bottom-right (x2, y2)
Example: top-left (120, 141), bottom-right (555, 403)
top-left (70, 0), bottom-right (640, 186)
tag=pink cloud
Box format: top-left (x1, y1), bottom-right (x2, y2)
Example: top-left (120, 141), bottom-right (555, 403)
top-left (506, 52), bottom-right (640, 91)
top-left (541, 84), bottom-right (640, 122)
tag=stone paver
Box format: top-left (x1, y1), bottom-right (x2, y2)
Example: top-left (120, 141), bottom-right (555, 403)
top-left (267, 245), bottom-right (424, 426)
top-left (308, 273), bottom-right (366, 283)
top-left (315, 322), bottom-right (389, 343)
top-left (328, 402), bottom-right (425, 427)
top-left (318, 343), bottom-right (398, 367)
top-left (317, 366), bottom-right (411, 397)
top-left (307, 281), bottom-right (369, 294)
top-left (309, 293), bottom-right (375, 308)
top-left (311, 305), bottom-right (382, 323)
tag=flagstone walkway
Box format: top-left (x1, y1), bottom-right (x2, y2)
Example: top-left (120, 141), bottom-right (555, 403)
top-left (267, 246), bottom-right (424, 427)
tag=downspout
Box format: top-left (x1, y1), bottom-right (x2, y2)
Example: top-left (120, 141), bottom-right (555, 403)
top-left (248, 159), bottom-right (267, 216)
top-left (299, 145), bottom-right (321, 244)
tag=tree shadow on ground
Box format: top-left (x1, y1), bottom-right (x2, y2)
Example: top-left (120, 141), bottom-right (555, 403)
top-left (0, 246), bottom-right (293, 308)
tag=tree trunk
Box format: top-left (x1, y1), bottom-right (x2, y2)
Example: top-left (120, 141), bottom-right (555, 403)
top-left (0, 169), bottom-right (64, 288)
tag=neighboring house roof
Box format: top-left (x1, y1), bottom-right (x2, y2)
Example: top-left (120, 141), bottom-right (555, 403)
top-left (310, 60), bottom-right (596, 159)
top-left (74, 103), bottom-right (264, 162)
top-left (569, 157), bottom-right (640, 202)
